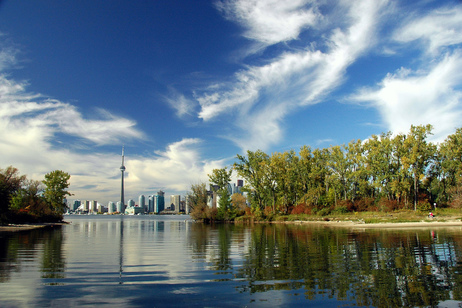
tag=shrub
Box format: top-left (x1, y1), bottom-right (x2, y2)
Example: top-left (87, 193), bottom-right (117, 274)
top-left (332, 206), bottom-right (348, 214)
top-left (317, 207), bottom-right (331, 216)
top-left (338, 200), bottom-right (354, 212)
top-left (291, 203), bottom-right (311, 215)
top-left (378, 198), bottom-right (399, 212)
top-left (354, 197), bottom-right (375, 212)
top-left (417, 200), bottom-right (432, 212)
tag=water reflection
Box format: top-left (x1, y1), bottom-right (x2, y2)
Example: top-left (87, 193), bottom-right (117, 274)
top-left (0, 226), bottom-right (65, 284)
top-left (1, 217), bottom-right (462, 307)
top-left (188, 223), bottom-right (462, 307)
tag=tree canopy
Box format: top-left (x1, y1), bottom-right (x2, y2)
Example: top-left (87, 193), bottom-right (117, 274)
top-left (0, 167), bottom-right (71, 224)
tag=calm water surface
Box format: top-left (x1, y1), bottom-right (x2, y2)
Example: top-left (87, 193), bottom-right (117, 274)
top-left (1, 215), bottom-right (462, 307)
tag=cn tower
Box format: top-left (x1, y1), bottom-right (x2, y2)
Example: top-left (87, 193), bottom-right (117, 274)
top-left (120, 146), bottom-right (126, 207)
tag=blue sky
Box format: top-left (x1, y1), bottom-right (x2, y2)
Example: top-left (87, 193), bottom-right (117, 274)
top-left (1, 0), bottom-right (462, 205)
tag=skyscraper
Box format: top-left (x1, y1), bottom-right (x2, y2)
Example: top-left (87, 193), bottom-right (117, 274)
top-left (120, 146), bottom-right (126, 207)
top-left (139, 195), bottom-right (145, 211)
top-left (170, 195), bottom-right (181, 213)
top-left (155, 191), bottom-right (165, 213)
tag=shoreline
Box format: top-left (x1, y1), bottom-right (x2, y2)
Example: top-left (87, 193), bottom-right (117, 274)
top-left (0, 222), bottom-right (68, 233)
top-left (284, 219), bottom-right (462, 229)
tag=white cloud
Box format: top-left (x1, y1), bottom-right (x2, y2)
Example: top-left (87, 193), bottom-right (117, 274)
top-left (216, 0), bottom-right (320, 46)
top-left (394, 6), bottom-right (462, 54)
top-left (125, 139), bottom-right (225, 197)
top-left (164, 90), bottom-right (195, 118)
top-left (0, 51), bottom-right (224, 204)
top-left (198, 0), bottom-right (388, 151)
top-left (350, 52), bottom-right (462, 142)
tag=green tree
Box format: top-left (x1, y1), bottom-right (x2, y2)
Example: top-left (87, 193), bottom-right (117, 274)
top-left (43, 170), bottom-right (71, 216)
top-left (187, 182), bottom-right (210, 220)
top-left (231, 192), bottom-right (247, 215)
top-left (209, 167), bottom-right (234, 221)
top-left (234, 150), bottom-right (272, 213)
top-left (439, 127), bottom-right (462, 207)
top-left (9, 179), bottom-right (47, 215)
top-left (402, 125), bottom-right (436, 210)
top-left (0, 166), bottom-right (26, 223)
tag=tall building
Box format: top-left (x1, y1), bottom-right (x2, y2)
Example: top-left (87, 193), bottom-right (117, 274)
top-left (120, 146), bottom-right (126, 207)
top-left (185, 195), bottom-right (191, 214)
top-left (89, 200), bottom-right (98, 213)
top-left (116, 201), bottom-right (124, 213)
top-left (108, 201), bottom-right (116, 214)
top-left (170, 195), bottom-right (181, 213)
top-left (72, 200), bottom-right (81, 211)
top-left (127, 199), bottom-right (135, 207)
top-left (139, 195), bottom-right (145, 211)
top-left (82, 200), bottom-right (89, 212)
top-left (148, 195), bottom-right (154, 213)
top-left (155, 191), bottom-right (165, 213)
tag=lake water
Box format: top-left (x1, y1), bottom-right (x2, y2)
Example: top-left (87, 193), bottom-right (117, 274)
top-left (1, 215), bottom-right (462, 307)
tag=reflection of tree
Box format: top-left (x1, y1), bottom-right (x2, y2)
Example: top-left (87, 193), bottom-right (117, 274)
top-left (0, 227), bottom-right (65, 283)
top-left (213, 225), bottom-right (233, 273)
top-left (41, 227), bottom-right (65, 282)
top-left (234, 225), bottom-right (462, 307)
top-left (187, 223), bottom-right (212, 261)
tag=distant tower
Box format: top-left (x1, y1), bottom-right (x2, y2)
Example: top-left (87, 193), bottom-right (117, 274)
top-left (120, 146), bottom-right (126, 207)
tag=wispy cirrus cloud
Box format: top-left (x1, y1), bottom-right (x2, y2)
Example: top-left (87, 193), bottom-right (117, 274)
top-left (394, 5), bottom-right (462, 54)
top-left (215, 0), bottom-right (320, 46)
top-left (198, 0), bottom-right (389, 151)
top-left (350, 4), bottom-right (462, 142)
top-left (350, 52), bottom-right (462, 142)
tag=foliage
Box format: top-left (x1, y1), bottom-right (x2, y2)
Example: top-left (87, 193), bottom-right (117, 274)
top-left (43, 170), bottom-right (72, 216)
top-left (230, 125), bottom-right (462, 220)
top-left (0, 167), bottom-right (71, 224)
top-left (187, 183), bottom-right (208, 213)
top-left (0, 166), bottom-right (27, 223)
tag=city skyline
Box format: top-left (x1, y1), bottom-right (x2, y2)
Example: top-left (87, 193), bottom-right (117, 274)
top-left (0, 1), bottom-right (461, 204)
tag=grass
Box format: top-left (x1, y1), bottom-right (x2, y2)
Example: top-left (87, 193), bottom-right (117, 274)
top-left (251, 208), bottom-right (462, 224)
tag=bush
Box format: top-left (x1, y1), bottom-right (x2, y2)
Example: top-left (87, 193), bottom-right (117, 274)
top-left (354, 197), bottom-right (375, 212)
top-left (378, 198), bottom-right (399, 212)
top-left (291, 203), bottom-right (311, 215)
top-left (317, 208), bottom-right (331, 216)
top-left (338, 200), bottom-right (354, 212)
top-left (332, 206), bottom-right (348, 214)
top-left (417, 200), bottom-right (432, 212)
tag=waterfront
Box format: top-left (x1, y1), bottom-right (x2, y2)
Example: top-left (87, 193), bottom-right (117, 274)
top-left (1, 216), bottom-right (462, 307)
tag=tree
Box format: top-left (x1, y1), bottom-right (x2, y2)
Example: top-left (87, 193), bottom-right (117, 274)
top-left (208, 167), bottom-right (234, 221)
top-left (402, 125), bottom-right (436, 210)
top-left (0, 166), bottom-right (26, 223)
top-left (234, 150), bottom-right (272, 213)
top-left (188, 182), bottom-right (210, 221)
top-left (43, 170), bottom-right (71, 216)
top-left (9, 179), bottom-right (47, 215)
top-left (231, 193), bottom-right (247, 215)
top-left (439, 127), bottom-right (462, 206)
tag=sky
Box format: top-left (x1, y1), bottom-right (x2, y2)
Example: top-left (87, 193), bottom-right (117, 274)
top-left (0, 0), bottom-right (462, 205)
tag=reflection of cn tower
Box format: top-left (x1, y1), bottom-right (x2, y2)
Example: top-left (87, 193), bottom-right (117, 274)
top-left (120, 146), bottom-right (126, 207)
top-left (119, 146), bottom-right (125, 284)
top-left (119, 216), bottom-right (124, 284)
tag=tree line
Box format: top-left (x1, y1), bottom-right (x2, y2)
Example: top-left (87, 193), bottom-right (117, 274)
top-left (0, 166), bottom-right (71, 224)
top-left (190, 124), bottom-right (462, 221)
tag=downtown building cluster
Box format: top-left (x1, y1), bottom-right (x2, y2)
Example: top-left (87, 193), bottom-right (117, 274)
top-left (66, 148), bottom-right (245, 215)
